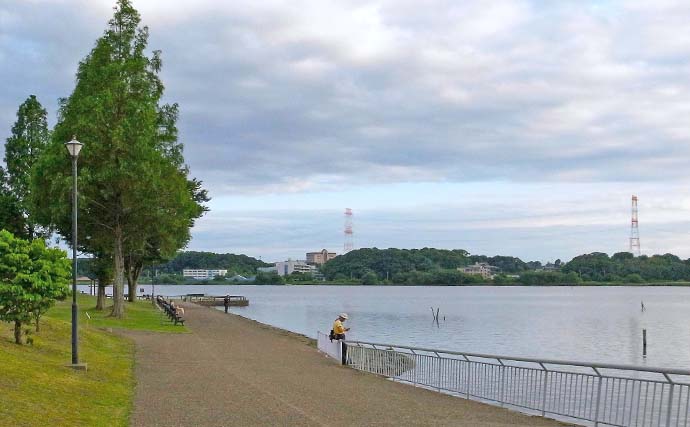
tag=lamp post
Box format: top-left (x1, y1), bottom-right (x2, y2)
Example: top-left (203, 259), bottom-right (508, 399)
top-left (65, 136), bottom-right (85, 369)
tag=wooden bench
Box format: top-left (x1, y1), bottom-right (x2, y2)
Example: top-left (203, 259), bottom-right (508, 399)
top-left (156, 298), bottom-right (185, 326)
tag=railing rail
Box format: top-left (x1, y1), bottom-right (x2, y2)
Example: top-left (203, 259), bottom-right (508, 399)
top-left (329, 338), bottom-right (690, 427)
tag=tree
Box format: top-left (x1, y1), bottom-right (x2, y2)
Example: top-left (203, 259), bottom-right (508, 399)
top-left (0, 167), bottom-right (26, 236)
top-left (0, 230), bottom-right (70, 343)
top-left (124, 177), bottom-right (209, 301)
top-left (30, 0), bottom-right (206, 318)
top-left (255, 272), bottom-right (285, 285)
top-left (3, 95), bottom-right (50, 240)
top-left (90, 253), bottom-right (114, 310)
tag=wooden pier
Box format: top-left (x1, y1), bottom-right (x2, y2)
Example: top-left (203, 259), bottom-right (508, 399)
top-left (184, 294), bottom-right (249, 307)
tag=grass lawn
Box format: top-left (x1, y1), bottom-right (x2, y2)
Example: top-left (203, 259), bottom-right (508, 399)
top-left (49, 294), bottom-right (188, 333)
top-left (0, 294), bottom-right (184, 426)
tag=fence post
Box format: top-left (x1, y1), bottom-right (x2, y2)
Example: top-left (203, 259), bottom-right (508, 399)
top-left (593, 367), bottom-right (603, 427)
top-left (411, 349), bottom-right (418, 385)
top-left (664, 374), bottom-right (674, 427)
top-left (435, 352), bottom-right (442, 392)
top-left (497, 358), bottom-right (506, 407)
top-left (463, 354), bottom-right (471, 399)
top-left (539, 363), bottom-right (548, 416)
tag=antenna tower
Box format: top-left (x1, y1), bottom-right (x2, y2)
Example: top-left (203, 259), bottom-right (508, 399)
top-left (629, 195), bottom-right (640, 256)
top-left (344, 208), bottom-right (354, 253)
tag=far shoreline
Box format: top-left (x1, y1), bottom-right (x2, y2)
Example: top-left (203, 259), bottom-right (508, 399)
top-left (144, 281), bottom-right (690, 288)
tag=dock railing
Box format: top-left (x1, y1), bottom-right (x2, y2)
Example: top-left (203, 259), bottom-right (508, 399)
top-left (321, 336), bottom-right (690, 427)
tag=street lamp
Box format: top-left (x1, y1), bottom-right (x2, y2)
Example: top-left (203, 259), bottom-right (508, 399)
top-left (65, 136), bottom-right (86, 370)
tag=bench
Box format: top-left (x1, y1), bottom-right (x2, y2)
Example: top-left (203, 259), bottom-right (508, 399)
top-left (156, 297), bottom-right (186, 326)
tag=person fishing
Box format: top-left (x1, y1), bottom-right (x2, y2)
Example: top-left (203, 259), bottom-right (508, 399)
top-left (330, 313), bottom-right (350, 365)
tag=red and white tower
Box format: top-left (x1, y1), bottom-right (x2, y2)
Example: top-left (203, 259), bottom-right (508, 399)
top-left (344, 208), bottom-right (354, 253)
top-left (629, 195), bottom-right (641, 256)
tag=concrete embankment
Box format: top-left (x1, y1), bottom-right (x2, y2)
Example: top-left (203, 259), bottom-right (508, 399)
top-left (122, 303), bottom-right (569, 426)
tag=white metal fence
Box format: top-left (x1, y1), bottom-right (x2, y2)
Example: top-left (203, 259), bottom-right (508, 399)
top-left (320, 337), bottom-right (690, 427)
top-left (317, 331), bottom-right (342, 361)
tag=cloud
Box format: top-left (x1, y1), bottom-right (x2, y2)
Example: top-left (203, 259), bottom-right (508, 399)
top-left (4, 1), bottom-right (690, 259)
top-left (4, 1), bottom-right (690, 193)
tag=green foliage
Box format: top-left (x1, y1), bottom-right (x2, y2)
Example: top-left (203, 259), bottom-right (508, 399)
top-left (468, 255), bottom-right (529, 273)
top-left (151, 251), bottom-right (270, 277)
top-left (155, 273), bottom-right (185, 285)
top-left (361, 272), bottom-right (379, 285)
top-left (518, 271), bottom-right (580, 286)
top-left (0, 167), bottom-right (26, 237)
top-left (321, 248), bottom-right (536, 283)
top-left (287, 272), bottom-right (313, 282)
top-left (3, 95), bottom-right (50, 240)
top-left (562, 252), bottom-right (690, 282)
top-left (492, 274), bottom-right (516, 285)
top-left (254, 272), bottom-right (285, 285)
top-left (30, 0), bottom-right (207, 317)
top-left (0, 230), bottom-right (70, 343)
top-left (321, 248), bottom-right (470, 280)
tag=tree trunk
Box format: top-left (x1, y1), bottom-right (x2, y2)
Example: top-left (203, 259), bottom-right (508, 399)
top-left (35, 315), bottom-right (40, 333)
top-left (125, 255), bottom-right (137, 302)
top-left (14, 321), bottom-right (23, 344)
top-left (96, 282), bottom-right (106, 310)
top-left (111, 226), bottom-right (125, 318)
top-left (130, 261), bottom-right (143, 302)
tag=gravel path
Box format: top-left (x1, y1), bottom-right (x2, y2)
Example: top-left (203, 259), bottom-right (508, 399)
top-left (124, 302), bottom-right (568, 427)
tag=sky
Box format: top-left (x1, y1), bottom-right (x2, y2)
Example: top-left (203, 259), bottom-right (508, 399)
top-left (2, 0), bottom-right (690, 262)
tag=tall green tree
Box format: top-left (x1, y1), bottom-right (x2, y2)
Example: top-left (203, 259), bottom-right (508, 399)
top-left (0, 230), bottom-right (70, 344)
top-left (4, 95), bottom-right (50, 240)
top-left (0, 167), bottom-right (26, 236)
top-left (31, 0), bottom-right (206, 318)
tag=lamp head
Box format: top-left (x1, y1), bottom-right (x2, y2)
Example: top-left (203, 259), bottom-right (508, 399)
top-left (64, 136), bottom-right (83, 157)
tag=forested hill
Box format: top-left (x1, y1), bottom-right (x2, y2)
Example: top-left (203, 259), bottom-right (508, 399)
top-left (321, 248), bottom-right (690, 284)
top-left (320, 247), bottom-right (536, 280)
top-left (153, 251), bottom-right (270, 276)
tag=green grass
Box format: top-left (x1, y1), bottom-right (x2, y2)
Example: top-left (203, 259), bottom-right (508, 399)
top-left (49, 294), bottom-right (188, 333)
top-left (0, 295), bottom-right (184, 426)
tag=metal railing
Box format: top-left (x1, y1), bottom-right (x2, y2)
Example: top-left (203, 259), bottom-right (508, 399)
top-left (334, 338), bottom-right (690, 427)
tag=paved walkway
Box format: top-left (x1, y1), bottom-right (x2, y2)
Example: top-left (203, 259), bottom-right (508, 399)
top-left (123, 303), bottom-right (568, 427)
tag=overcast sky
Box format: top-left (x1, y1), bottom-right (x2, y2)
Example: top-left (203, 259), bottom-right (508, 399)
top-left (2, 0), bottom-right (690, 262)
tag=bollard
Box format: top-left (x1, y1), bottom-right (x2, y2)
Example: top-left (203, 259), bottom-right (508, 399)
top-left (642, 329), bottom-right (647, 356)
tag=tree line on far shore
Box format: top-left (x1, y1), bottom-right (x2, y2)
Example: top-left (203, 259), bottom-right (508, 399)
top-left (93, 247), bottom-right (690, 287)
top-left (318, 248), bottom-right (690, 286)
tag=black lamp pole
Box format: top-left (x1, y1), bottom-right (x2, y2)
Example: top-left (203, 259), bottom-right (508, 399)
top-left (65, 136), bottom-right (83, 366)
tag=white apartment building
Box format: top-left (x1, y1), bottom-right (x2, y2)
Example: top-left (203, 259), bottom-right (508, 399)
top-left (182, 269), bottom-right (228, 280)
top-left (275, 260), bottom-right (318, 276)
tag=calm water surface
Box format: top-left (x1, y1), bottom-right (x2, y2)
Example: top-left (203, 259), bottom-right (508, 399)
top-left (101, 285), bottom-right (690, 370)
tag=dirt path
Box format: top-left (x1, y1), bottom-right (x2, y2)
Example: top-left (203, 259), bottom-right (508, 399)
top-left (124, 303), bottom-right (568, 427)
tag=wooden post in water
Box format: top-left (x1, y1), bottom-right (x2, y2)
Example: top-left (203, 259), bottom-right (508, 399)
top-left (642, 329), bottom-right (647, 357)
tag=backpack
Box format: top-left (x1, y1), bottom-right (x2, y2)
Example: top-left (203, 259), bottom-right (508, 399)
top-left (328, 329), bottom-right (335, 342)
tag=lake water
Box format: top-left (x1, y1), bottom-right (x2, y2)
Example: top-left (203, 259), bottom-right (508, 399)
top-left (89, 284), bottom-right (690, 370)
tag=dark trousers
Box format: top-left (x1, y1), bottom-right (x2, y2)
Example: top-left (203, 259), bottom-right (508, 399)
top-left (224, 305), bottom-right (228, 313)
top-left (340, 341), bottom-right (347, 365)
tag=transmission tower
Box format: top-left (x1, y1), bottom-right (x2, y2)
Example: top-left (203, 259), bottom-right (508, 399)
top-left (344, 208), bottom-right (354, 253)
top-left (629, 195), bottom-right (640, 256)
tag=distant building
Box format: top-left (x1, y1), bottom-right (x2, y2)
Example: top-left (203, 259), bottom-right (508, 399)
top-left (541, 262), bottom-right (559, 272)
top-left (182, 269), bottom-right (228, 280)
top-left (227, 274), bottom-right (252, 282)
top-left (458, 263), bottom-right (495, 279)
top-left (275, 259), bottom-right (318, 276)
top-left (306, 249), bottom-right (337, 265)
top-left (257, 266), bottom-right (278, 274)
